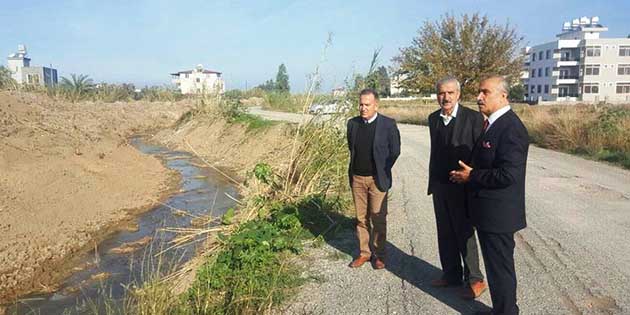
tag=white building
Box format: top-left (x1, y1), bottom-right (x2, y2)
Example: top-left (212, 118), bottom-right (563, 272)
top-left (171, 64), bottom-right (224, 95)
top-left (389, 73), bottom-right (407, 96)
top-left (523, 16), bottom-right (630, 104)
top-left (6, 45), bottom-right (58, 87)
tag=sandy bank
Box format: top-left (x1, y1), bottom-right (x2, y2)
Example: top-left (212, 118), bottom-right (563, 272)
top-left (0, 91), bottom-right (189, 303)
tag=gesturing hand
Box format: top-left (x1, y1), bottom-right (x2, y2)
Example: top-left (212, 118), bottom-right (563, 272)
top-left (449, 160), bottom-right (472, 184)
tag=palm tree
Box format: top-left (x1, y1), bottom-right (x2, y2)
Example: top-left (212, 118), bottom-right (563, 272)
top-left (60, 73), bottom-right (94, 101)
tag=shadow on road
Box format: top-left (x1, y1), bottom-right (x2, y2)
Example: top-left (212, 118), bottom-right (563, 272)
top-left (298, 203), bottom-right (491, 315)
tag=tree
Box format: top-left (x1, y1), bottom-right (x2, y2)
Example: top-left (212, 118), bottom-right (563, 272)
top-left (60, 73), bottom-right (94, 101)
top-left (275, 63), bottom-right (290, 93)
top-left (365, 66), bottom-right (391, 97)
top-left (508, 83), bottom-right (525, 102)
top-left (393, 13), bottom-right (524, 100)
top-left (256, 79), bottom-right (276, 92)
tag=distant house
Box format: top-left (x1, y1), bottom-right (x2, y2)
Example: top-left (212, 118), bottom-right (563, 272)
top-left (171, 64), bottom-right (224, 94)
top-left (6, 44), bottom-right (58, 87)
top-left (389, 73), bottom-right (407, 96)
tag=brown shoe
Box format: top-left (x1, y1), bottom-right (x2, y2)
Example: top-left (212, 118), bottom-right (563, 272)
top-left (460, 280), bottom-right (487, 299)
top-left (349, 255), bottom-right (371, 268)
top-left (373, 257), bottom-right (385, 270)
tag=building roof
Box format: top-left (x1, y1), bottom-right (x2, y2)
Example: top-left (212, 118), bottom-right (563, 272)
top-left (171, 69), bottom-right (222, 76)
top-left (7, 55), bottom-right (30, 61)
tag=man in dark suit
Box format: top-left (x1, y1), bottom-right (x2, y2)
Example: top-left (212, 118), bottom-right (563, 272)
top-left (450, 76), bottom-right (529, 315)
top-left (427, 77), bottom-right (487, 299)
top-left (347, 88), bottom-right (401, 269)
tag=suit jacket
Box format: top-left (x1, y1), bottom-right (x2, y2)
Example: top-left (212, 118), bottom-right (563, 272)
top-left (427, 105), bottom-right (484, 195)
top-left (347, 114), bottom-right (401, 192)
top-left (468, 109), bottom-right (529, 234)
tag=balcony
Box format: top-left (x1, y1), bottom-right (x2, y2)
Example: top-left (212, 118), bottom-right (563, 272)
top-left (560, 56), bottom-right (580, 62)
top-left (558, 79), bottom-right (579, 85)
top-left (558, 60), bottom-right (580, 67)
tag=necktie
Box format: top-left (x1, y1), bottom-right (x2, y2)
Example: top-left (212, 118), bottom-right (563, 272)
top-left (482, 119), bottom-right (489, 132)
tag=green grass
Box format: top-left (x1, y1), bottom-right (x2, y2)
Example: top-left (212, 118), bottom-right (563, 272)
top-left (186, 195), bottom-right (349, 315)
top-left (229, 113), bottom-right (276, 132)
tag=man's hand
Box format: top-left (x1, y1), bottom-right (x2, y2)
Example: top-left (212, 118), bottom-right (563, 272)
top-left (449, 160), bottom-right (472, 184)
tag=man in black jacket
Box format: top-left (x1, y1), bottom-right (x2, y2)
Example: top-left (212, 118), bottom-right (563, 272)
top-left (428, 77), bottom-right (486, 299)
top-left (451, 76), bottom-right (529, 315)
top-left (347, 88), bottom-right (401, 269)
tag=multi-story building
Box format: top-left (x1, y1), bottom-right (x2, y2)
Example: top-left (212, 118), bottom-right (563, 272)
top-left (523, 16), bottom-right (630, 104)
top-left (171, 64), bottom-right (224, 95)
top-left (6, 45), bottom-right (58, 87)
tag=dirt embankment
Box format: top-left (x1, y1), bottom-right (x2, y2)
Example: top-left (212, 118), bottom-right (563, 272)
top-left (0, 91), bottom-right (189, 303)
top-left (153, 115), bottom-right (293, 180)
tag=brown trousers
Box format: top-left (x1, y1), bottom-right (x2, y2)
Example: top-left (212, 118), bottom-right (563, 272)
top-left (351, 175), bottom-right (388, 258)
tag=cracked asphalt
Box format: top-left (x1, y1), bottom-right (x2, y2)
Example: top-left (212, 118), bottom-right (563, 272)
top-left (249, 108), bottom-right (630, 315)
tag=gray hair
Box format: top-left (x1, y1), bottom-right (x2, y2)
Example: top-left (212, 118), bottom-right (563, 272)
top-left (482, 75), bottom-right (510, 94)
top-left (435, 76), bottom-right (461, 91)
top-left (497, 77), bottom-right (510, 94)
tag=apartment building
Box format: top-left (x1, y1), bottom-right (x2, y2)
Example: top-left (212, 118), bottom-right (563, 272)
top-left (523, 16), bottom-right (630, 103)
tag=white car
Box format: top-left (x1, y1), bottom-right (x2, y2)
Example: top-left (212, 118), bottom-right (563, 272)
top-left (308, 101), bottom-right (351, 115)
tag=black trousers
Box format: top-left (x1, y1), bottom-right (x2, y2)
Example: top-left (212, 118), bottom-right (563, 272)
top-left (477, 231), bottom-right (519, 315)
top-left (432, 188), bottom-right (483, 284)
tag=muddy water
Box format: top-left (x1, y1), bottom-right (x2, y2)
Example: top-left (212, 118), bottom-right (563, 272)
top-left (7, 137), bottom-right (237, 315)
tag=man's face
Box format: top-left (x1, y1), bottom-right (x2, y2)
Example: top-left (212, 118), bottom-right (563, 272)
top-left (477, 78), bottom-right (507, 116)
top-left (359, 94), bottom-right (378, 120)
top-left (437, 81), bottom-right (460, 113)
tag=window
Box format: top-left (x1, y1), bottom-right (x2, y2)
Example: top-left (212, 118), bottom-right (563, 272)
top-left (537, 85), bottom-right (542, 93)
top-left (561, 51), bottom-right (571, 61)
top-left (586, 46), bottom-right (601, 57)
top-left (546, 50), bottom-right (551, 59)
top-left (538, 51), bottom-right (543, 60)
top-left (538, 68), bottom-right (542, 77)
top-left (545, 67), bottom-right (550, 77)
top-left (196, 78), bottom-right (200, 83)
top-left (531, 69), bottom-right (536, 78)
top-left (27, 74), bottom-right (40, 84)
top-left (619, 46), bottom-right (630, 57)
top-left (585, 64), bottom-right (600, 75)
top-left (544, 85), bottom-right (549, 94)
top-left (618, 64), bottom-right (630, 75)
top-left (532, 53), bottom-right (536, 61)
top-left (185, 73), bottom-right (189, 78)
top-left (530, 85), bottom-right (535, 93)
top-left (583, 83), bottom-right (599, 94)
top-left (617, 83), bottom-right (630, 94)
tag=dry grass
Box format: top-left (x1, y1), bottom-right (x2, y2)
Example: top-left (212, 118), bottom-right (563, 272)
top-left (514, 104), bottom-right (630, 168)
top-left (379, 104), bottom-right (436, 125)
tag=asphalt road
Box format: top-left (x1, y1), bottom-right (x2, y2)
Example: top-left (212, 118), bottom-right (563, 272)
top-left (249, 107), bottom-right (630, 315)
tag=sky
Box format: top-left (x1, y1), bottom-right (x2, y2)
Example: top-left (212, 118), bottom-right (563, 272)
top-left (2, 0), bottom-right (629, 92)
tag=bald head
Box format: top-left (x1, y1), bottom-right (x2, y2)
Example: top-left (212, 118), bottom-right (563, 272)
top-left (476, 76), bottom-right (510, 116)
